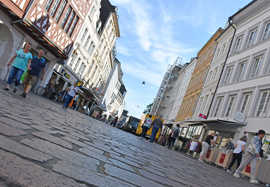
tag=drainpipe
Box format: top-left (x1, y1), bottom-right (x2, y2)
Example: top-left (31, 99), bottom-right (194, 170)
top-left (206, 17), bottom-right (237, 119)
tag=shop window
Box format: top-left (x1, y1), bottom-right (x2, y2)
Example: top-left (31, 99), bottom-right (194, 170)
top-left (225, 95), bottom-right (236, 117)
top-left (55, 0), bottom-right (67, 22)
top-left (256, 90), bottom-right (270, 117)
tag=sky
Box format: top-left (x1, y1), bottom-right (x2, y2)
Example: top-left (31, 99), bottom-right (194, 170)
top-left (110, 0), bottom-right (253, 118)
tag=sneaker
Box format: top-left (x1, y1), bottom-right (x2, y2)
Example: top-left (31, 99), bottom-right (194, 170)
top-left (233, 173), bottom-right (240, 178)
top-left (249, 179), bottom-right (259, 184)
top-left (226, 169), bottom-right (231, 173)
top-left (20, 93), bottom-right (26, 98)
top-left (13, 87), bottom-right (17, 93)
top-left (4, 87), bottom-right (9, 91)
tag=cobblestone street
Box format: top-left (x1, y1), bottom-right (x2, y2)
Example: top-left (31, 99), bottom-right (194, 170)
top-left (0, 86), bottom-right (260, 187)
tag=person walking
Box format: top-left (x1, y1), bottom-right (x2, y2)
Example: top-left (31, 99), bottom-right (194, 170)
top-left (63, 83), bottom-right (80, 109)
top-left (72, 93), bottom-right (79, 110)
top-left (141, 115), bottom-right (152, 138)
top-left (111, 117), bottom-right (118, 127)
top-left (168, 124), bottom-right (180, 149)
top-left (149, 117), bottom-right (163, 143)
top-left (233, 130), bottom-right (266, 184)
top-left (199, 133), bottom-right (215, 162)
top-left (4, 42), bottom-right (32, 93)
top-left (21, 49), bottom-right (46, 98)
top-left (226, 136), bottom-right (247, 173)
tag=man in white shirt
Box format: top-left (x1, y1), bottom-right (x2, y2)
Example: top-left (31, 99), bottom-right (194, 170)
top-left (63, 83), bottom-right (80, 109)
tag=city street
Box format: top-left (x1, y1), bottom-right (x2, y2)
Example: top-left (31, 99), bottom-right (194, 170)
top-left (0, 85), bottom-right (260, 187)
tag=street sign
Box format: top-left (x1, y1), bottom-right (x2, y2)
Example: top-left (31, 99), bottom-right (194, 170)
top-left (199, 113), bottom-right (207, 119)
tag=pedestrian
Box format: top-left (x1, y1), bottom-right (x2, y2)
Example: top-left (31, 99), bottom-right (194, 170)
top-left (189, 139), bottom-right (199, 155)
top-left (168, 124), bottom-right (180, 149)
top-left (141, 115), bottom-right (152, 138)
top-left (111, 117), bottom-right (118, 127)
top-left (149, 117), bottom-right (163, 143)
top-left (233, 129), bottom-right (266, 184)
top-left (199, 133), bottom-right (215, 162)
top-left (227, 136), bottom-right (247, 173)
top-left (21, 49), bottom-right (46, 98)
top-left (72, 93), bottom-right (79, 110)
top-left (4, 42), bottom-right (33, 93)
top-left (63, 83), bottom-right (80, 109)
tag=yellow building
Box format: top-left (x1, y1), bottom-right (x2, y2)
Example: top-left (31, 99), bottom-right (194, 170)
top-left (176, 28), bottom-right (223, 121)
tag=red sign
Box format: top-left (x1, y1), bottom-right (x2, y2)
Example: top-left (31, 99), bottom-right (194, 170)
top-left (199, 113), bottom-right (207, 119)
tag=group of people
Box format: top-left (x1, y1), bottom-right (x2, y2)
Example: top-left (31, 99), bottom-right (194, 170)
top-left (199, 129), bottom-right (266, 184)
top-left (4, 42), bottom-right (47, 98)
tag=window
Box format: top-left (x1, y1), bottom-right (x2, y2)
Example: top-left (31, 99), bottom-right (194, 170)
top-left (64, 10), bottom-right (75, 33)
top-left (49, 0), bottom-right (60, 17)
top-left (249, 55), bottom-right (263, 78)
top-left (78, 63), bottom-right (86, 77)
top-left (234, 61), bottom-right (246, 82)
top-left (213, 67), bottom-right (218, 80)
top-left (216, 48), bottom-right (220, 57)
top-left (221, 43), bottom-right (226, 55)
top-left (257, 90), bottom-right (270, 117)
top-left (68, 15), bottom-right (79, 37)
top-left (202, 95), bottom-right (209, 113)
top-left (240, 93), bottom-right (251, 114)
top-left (213, 96), bottom-right (224, 117)
top-left (223, 66), bottom-right (233, 85)
top-left (45, 0), bottom-right (54, 11)
top-left (81, 28), bottom-right (88, 42)
top-left (88, 41), bottom-right (95, 55)
top-left (90, 6), bottom-right (96, 18)
top-left (69, 52), bottom-right (77, 67)
top-left (84, 36), bottom-right (90, 48)
top-left (246, 29), bottom-right (257, 47)
top-left (225, 95), bottom-right (236, 117)
top-left (61, 6), bottom-right (71, 28)
top-left (234, 35), bottom-right (243, 52)
top-left (74, 58), bottom-right (81, 72)
top-left (54, 0), bottom-right (67, 22)
top-left (263, 22), bottom-right (270, 40)
top-left (208, 71), bottom-right (213, 82)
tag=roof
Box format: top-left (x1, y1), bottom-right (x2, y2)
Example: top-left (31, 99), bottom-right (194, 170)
top-left (98, 0), bottom-right (116, 35)
top-left (229, 0), bottom-right (257, 20)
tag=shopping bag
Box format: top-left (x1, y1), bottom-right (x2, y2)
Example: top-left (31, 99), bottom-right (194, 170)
top-left (20, 71), bottom-right (28, 83)
top-left (69, 97), bottom-right (75, 108)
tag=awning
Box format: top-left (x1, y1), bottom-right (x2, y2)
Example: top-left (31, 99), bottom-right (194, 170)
top-left (179, 119), bottom-right (246, 133)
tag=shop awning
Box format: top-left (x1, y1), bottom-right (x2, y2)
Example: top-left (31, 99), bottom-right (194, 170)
top-left (182, 119), bottom-right (246, 132)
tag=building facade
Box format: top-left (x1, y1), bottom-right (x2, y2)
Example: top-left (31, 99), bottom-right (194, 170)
top-left (209, 0), bottom-right (270, 140)
top-left (176, 29), bottom-right (223, 122)
top-left (102, 58), bottom-right (126, 118)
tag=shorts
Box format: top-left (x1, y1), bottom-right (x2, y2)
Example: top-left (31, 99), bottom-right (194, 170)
top-left (24, 73), bottom-right (38, 86)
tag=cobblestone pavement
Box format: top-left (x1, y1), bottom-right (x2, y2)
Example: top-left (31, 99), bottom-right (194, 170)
top-left (0, 84), bottom-right (261, 187)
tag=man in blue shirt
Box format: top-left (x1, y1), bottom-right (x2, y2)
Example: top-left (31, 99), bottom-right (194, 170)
top-left (21, 49), bottom-right (46, 98)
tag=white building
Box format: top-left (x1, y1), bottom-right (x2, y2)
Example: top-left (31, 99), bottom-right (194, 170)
top-left (102, 58), bottom-right (126, 117)
top-left (151, 58), bottom-right (196, 123)
top-left (208, 0), bottom-right (270, 142)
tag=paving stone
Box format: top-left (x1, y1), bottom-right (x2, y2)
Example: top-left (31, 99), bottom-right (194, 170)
top-left (105, 164), bottom-right (165, 187)
top-left (53, 161), bottom-right (136, 187)
top-left (0, 117), bottom-right (32, 130)
top-left (0, 123), bottom-right (27, 136)
top-left (0, 135), bottom-right (52, 162)
top-left (32, 132), bottom-right (72, 149)
top-left (0, 150), bottom-right (86, 187)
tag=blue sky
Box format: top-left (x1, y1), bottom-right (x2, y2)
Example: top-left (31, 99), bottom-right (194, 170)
top-left (111, 0), bottom-right (252, 118)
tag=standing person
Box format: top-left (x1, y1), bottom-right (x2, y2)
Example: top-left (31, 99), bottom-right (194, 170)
top-left (141, 115), bottom-right (152, 138)
top-left (63, 83), bottom-right (80, 109)
top-left (4, 42), bottom-right (32, 93)
top-left (149, 117), bottom-right (163, 143)
top-left (21, 49), bottom-right (46, 98)
top-left (199, 133), bottom-right (215, 162)
top-left (233, 130), bottom-right (265, 184)
top-left (189, 139), bottom-right (199, 155)
top-left (168, 124), bottom-right (180, 149)
top-left (72, 93), bottom-right (79, 110)
top-left (227, 136), bottom-right (247, 173)
top-left (225, 138), bottom-right (235, 151)
top-left (111, 117), bottom-right (118, 127)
